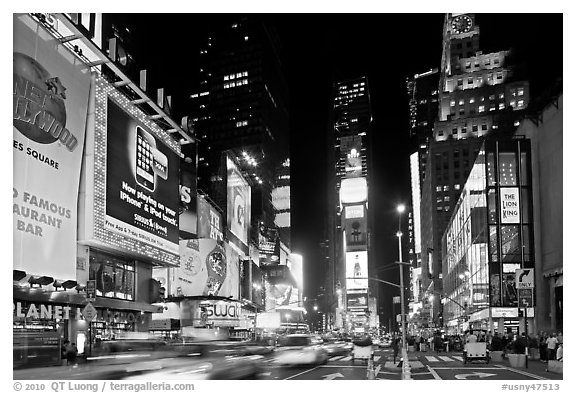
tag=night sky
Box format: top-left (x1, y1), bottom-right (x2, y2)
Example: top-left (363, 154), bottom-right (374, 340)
top-left (117, 13), bottom-right (563, 313)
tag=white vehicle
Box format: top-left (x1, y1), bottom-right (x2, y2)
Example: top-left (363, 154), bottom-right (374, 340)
top-left (274, 334), bottom-right (329, 366)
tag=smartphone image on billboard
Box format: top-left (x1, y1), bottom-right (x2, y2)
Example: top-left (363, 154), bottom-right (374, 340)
top-left (135, 126), bottom-right (156, 192)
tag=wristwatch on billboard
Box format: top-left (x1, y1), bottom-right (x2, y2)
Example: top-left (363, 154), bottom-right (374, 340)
top-left (203, 243), bottom-right (227, 296)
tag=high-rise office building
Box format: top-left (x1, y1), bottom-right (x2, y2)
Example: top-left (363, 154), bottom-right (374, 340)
top-left (326, 76), bottom-right (374, 333)
top-left (407, 68), bottom-right (440, 187)
top-left (188, 16), bottom-right (290, 254)
top-left (418, 13), bottom-right (530, 327)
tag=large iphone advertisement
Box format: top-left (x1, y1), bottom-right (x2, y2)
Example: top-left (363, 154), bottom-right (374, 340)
top-left (345, 251), bottom-right (369, 290)
top-left (105, 98), bottom-right (179, 254)
top-left (226, 156), bottom-right (250, 253)
top-left (13, 14), bottom-right (90, 280)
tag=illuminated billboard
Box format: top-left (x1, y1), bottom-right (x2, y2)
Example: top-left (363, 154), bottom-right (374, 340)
top-left (197, 196), bottom-right (224, 242)
top-left (105, 98), bottom-right (180, 255)
top-left (259, 225), bottom-right (280, 264)
top-left (343, 204), bottom-right (367, 250)
top-left (345, 251), bottom-right (368, 290)
top-left (271, 186), bottom-right (290, 211)
top-left (13, 14), bottom-right (90, 280)
top-left (340, 177), bottom-right (367, 204)
top-left (341, 135), bottom-right (363, 178)
top-left (347, 292), bottom-right (368, 311)
top-left (226, 155), bottom-right (251, 253)
top-left (176, 239), bottom-right (240, 297)
top-left (179, 157), bottom-right (197, 239)
top-left (410, 152), bottom-right (422, 254)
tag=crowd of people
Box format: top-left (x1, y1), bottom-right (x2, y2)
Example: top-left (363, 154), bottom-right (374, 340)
top-left (400, 329), bottom-right (563, 363)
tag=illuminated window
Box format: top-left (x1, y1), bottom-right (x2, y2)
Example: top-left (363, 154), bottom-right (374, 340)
top-left (443, 185), bottom-right (450, 191)
top-left (489, 94), bottom-right (496, 100)
top-left (450, 100), bottom-right (456, 107)
top-left (478, 105), bottom-right (485, 113)
top-left (518, 88), bottom-right (524, 96)
top-left (510, 100), bottom-right (516, 108)
top-left (489, 104), bottom-right (496, 111)
top-left (224, 75), bottom-right (229, 81)
top-left (89, 251), bottom-right (135, 301)
top-left (455, 184), bottom-right (461, 190)
top-left (436, 186), bottom-right (442, 192)
top-left (459, 99), bottom-right (465, 105)
top-left (499, 93), bottom-right (505, 99)
top-left (469, 98), bottom-right (475, 104)
top-left (517, 100), bottom-right (524, 107)
top-left (499, 103), bottom-right (505, 110)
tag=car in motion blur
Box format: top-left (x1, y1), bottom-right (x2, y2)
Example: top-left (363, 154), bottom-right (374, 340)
top-left (321, 340), bottom-right (352, 357)
top-left (274, 334), bottom-right (329, 366)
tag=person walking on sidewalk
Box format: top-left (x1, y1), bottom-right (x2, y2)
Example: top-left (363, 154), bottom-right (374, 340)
top-left (546, 333), bottom-right (558, 366)
top-left (392, 335), bottom-right (401, 363)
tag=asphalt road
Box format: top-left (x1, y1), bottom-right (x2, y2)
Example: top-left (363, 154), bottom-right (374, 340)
top-left (258, 347), bottom-right (561, 381)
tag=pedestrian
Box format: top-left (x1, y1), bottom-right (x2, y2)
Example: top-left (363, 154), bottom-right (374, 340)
top-left (546, 333), bottom-right (558, 365)
top-left (539, 332), bottom-right (548, 362)
top-left (66, 342), bottom-right (78, 366)
top-left (392, 335), bottom-right (400, 363)
top-left (415, 335), bottom-right (421, 352)
top-left (61, 339), bottom-right (70, 361)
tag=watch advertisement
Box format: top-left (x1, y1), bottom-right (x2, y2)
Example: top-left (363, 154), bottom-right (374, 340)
top-left (13, 14), bottom-right (90, 280)
top-left (226, 155), bottom-right (251, 253)
top-left (176, 239), bottom-right (239, 298)
top-left (105, 98), bottom-right (180, 255)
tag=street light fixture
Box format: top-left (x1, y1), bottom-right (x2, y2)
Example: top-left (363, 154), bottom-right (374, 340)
top-left (396, 203), bottom-right (410, 379)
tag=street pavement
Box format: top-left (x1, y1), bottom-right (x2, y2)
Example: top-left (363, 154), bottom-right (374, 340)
top-left (258, 347), bottom-right (564, 380)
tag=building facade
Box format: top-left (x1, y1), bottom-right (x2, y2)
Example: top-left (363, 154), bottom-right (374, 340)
top-left (442, 138), bottom-right (535, 335)
top-left (417, 13), bottom-right (530, 328)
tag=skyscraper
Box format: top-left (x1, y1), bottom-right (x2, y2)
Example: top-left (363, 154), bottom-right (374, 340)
top-left (189, 16), bottom-right (290, 253)
top-left (326, 76), bottom-right (374, 333)
top-left (418, 13), bottom-right (530, 327)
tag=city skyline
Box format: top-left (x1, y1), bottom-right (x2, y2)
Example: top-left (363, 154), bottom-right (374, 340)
top-left (117, 13), bottom-right (563, 303)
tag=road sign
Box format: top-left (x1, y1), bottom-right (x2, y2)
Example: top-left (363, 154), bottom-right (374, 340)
top-left (86, 279), bottom-right (96, 301)
top-left (82, 302), bottom-right (97, 322)
top-left (515, 268), bottom-right (534, 289)
top-left (518, 288), bottom-right (533, 307)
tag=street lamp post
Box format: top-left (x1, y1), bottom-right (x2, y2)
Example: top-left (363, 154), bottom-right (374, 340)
top-left (396, 204), bottom-right (411, 380)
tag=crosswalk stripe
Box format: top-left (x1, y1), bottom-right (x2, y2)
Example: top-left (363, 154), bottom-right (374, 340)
top-left (329, 356), bottom-right (344, 362)
top-left (341, 356), bottom-right (352, 361)
top-left (439, 356), bottom-right (454, 362)
top-left (374, 356), bottom-right (381, 361)
top-left (452, 356), bottom-right (463, 361)
top-left (425, 356), bottom-right (439, 362)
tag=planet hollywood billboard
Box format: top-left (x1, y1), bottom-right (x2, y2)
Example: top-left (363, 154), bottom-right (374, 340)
top-left (13, 14), bottom-right (90, 280)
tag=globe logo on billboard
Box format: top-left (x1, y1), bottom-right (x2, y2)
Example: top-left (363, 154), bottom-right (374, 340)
top-left (13, 52), bottom-right (79, 151)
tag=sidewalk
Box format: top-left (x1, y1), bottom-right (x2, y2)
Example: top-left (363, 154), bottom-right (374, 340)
top-left (382, 351), bottom-right (563, 380)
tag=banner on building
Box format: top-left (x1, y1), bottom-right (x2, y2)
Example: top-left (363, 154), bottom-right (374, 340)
top-left (259, 225), bottom-right (280, 264)
top-left (500, 188), bottom-right (520, 224)
top-left (226, 155), bottom-right (251, 253)
top-left (197, 196), bottom-right (224, 241)
top-left (179, 157), bottom-right (197, 239)
top-left (13, 14), bottom-right (90, 280)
